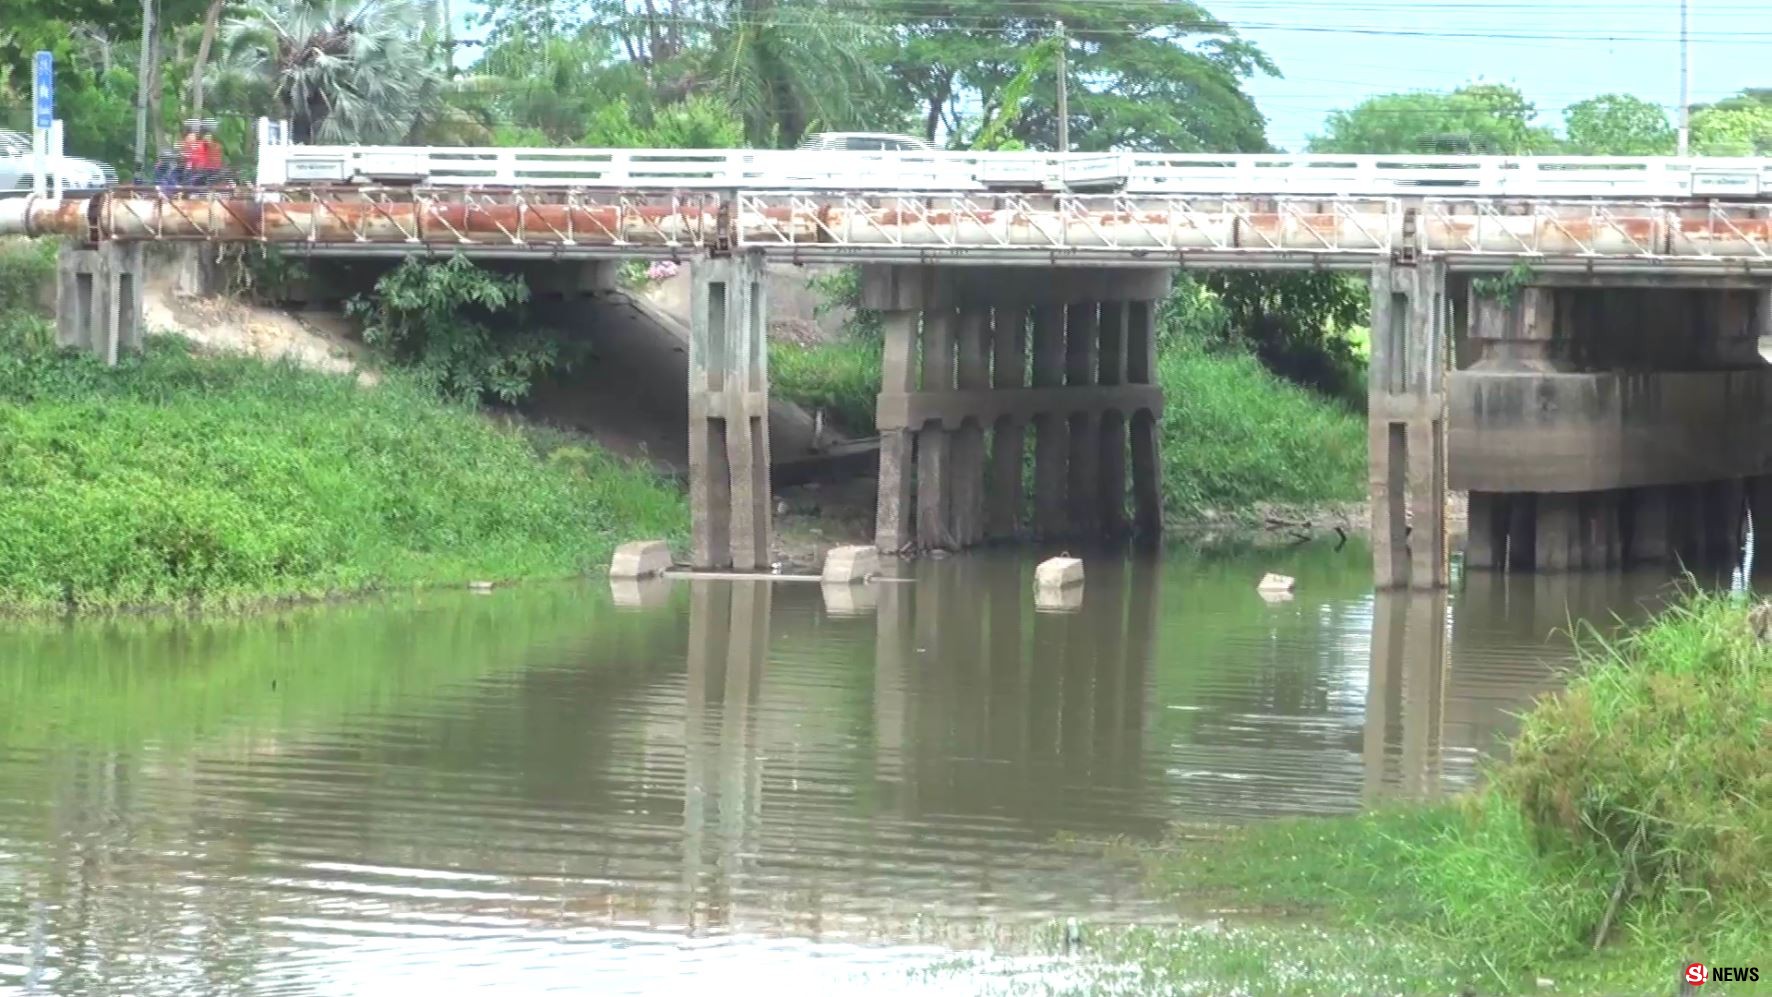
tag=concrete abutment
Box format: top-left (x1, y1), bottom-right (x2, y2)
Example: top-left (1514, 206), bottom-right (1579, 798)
top-left (1451, 276), bottom-right (1772, 576)
top-left (862, 265), bottom-right (1171, 555)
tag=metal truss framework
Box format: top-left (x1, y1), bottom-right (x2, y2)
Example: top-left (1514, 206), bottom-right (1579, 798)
top-left (5, 186), bottom-right (1772, 272)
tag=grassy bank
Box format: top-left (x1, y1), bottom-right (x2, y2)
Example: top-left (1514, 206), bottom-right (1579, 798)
top-left (0, 336), bottom-right (686, 613)
top-left (1154, 335), bottom-right (1364, 517)
top-left (1082, 591), bottom-right (1769, 996)
top-left (771, 337), bottom-right (883, 435)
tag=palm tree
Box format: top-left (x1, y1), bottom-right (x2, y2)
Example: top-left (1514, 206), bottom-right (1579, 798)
top-left (695, 0), bottom-right (887, 147)
top-left (214, 0), bottom-right (445, 143)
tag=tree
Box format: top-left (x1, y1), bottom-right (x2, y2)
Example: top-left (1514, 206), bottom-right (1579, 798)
top-left (1563, 94), bottom-right (1674, 156)
top-left (214, 0), bottom-right (446, 143)
top-left (877, 0), bottom-right (1275, 152)
top-left (187, 0), bottom-right (227, 117)
top-left (1309, 83), bottom-right (1559, 154)
top-left (1691, 90), bottom-right (1772, 156)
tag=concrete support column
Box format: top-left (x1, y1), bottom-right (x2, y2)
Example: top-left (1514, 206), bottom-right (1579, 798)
top-left (56, 242), bottom-right (144, 365)
top-left (1468, 284), bottom-right (1565, 372)
top-left (1032, 304), bottom-right (1069, 539)
top-left (874, 310), bottom-right (920, 554)
top-left (689, 253), bottom-right (772, 570)
top-left (987, 304), bottom-right (1029, 541)
top-left (1465, 491), bottom-right (1505, 569)
top-left (1702, 479), bottom-right (1746, 560)
top-left (1535, 493), bottom-right (1579, 571)
top-left (1628, 485), bottom-right (1671, 565)
top-left (1578, 490), bottom-right (1622, 569)
top-left (1097, 302), bottom-right (1130, 541)
top-left (1127, 299), bottom-right (1163, 544)
top-left (1065, 302), bottom-right (1101, 539)
top-left (952, 309), bottom-right (991, 548)
top-left (917, 307), bottom-right (958, 550)
top-left (1369, 262), bottom-right (1449, 590)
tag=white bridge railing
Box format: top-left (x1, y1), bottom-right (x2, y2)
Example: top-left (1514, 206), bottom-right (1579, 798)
top-left (254, 121), bottom-right (1772, 200)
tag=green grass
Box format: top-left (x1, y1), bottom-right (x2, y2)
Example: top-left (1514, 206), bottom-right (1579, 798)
top-left (1085, 591), bottom-right (1771, 996)
top-left (770, 336), bottom-right (883, 435)
top-left (0, 237), bottom-right (56, 354)
top-left (1156, 337), bottom-right (1367, 517)
top-left (0, 337), bottom-right (687, 613)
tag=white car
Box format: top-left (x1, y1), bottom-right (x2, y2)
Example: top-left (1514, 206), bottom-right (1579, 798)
top-left (0, 129), bottom-right (116, 194)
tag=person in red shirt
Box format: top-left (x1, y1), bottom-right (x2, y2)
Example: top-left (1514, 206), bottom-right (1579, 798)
top-left (178, 126), bottom-right (202, 185)
top-left (197, 127), bottom-right (224, 184)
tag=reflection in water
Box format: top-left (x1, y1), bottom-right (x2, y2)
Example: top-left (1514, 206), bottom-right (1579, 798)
top-left (0, 546), bottom-right (1716, 994)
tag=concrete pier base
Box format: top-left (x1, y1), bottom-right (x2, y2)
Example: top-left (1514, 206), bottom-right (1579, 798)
top-left (56, 243), bottom-right (144, 365)
top-left (689, 253), bottom-right (772, 571)
top-left (1369, 262), bottom-right (1449, 590)
top-left (864, 266), bottom-right (1169, 555)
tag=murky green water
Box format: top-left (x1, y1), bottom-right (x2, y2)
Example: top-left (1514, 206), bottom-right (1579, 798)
top-left (0, 542), bottom-right (1714, 994)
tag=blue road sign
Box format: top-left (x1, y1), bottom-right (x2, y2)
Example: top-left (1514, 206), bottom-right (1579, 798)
top-left (33, 51), bottom-right (54, 129)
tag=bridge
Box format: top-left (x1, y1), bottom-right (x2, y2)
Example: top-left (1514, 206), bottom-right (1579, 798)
top-left (6, 129), bottom-right (1772, 590)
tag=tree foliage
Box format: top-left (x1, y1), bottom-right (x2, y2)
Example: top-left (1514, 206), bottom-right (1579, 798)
top-left (1309, 83), bottom-right (1559, 155)
top-left (1690, 90), bottom-right (1772, 156)
top-left (214, 0), bottom-right (447, 143)
top-left (1563, 94), bottom-right (1675, 156)
top-left (878, 0), bottom-right (1275, 152)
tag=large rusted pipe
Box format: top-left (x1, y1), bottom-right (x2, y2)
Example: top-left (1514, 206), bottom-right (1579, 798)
top-left (0, 195), bottom-right (91, 238)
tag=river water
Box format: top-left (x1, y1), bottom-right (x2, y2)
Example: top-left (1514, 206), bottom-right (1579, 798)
top-left (0, 541), bottom-right (1728, 995)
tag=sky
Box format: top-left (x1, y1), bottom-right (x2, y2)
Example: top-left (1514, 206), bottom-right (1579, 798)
top-left (1210, 0), bottom-right (1772, 151)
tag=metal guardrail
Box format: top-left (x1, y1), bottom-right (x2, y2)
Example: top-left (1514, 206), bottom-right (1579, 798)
top-left (256, 135), bottom-right (1772, 200)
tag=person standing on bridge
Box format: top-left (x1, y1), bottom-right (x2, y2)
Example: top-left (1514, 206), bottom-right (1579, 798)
top-left (178, 125), bottom-right (204, 185)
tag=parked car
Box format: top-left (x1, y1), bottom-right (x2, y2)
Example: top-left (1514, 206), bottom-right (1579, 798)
top-left (0, 129), bottom-right (117, 194)
top-left (795, 132), bottom-right (935, 152)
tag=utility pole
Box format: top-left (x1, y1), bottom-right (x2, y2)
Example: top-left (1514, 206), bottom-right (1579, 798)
top-left (1677, 0), bottom-right (1691, 156)
top-left (1055, 20), bottom-right (1069, 153)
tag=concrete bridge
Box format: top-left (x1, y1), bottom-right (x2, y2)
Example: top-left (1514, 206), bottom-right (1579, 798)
top-left (4, 137), bottom-right (1771, 589)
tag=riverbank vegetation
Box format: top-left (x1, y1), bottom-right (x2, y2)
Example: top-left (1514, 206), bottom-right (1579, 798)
top-left (1078, 591), bottom-right (1769, 995)
top-left (0, 294), bottom-right (684, 613)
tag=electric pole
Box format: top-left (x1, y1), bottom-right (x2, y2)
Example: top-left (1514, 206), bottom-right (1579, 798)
top-left (1677, 0), bottom-right (1691, 156)
top-left (1055, 20), bottom-right (1069, 153)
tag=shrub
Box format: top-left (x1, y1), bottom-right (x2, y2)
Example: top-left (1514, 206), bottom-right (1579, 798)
top-left (349, 255), bottom-right (564, 403)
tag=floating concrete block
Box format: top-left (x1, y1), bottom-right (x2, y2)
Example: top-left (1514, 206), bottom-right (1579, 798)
top-left (611, 540), bottom-right (673, 579)
top-left (610, 575), bottom-right (673, 609)
top-left (1035, 584), bottom-right (1085, 613)
top-left (822, 545), bottom-right (880, 585)
top-left (1257, 573), bottom-right (1295, 595)
top-left (821, 581), bottom-right (878, 616)
top-left (1035, 557), bottom-right (1085, 590)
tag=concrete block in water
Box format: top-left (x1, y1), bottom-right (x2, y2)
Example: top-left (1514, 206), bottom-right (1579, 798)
top-left (821, 545), bottom-right (879, 585)
top-left (610, 575), bottom-right (673, 609)
top-left (1035, 557), bottom-right (1085, 591)
top-left (1257, 573), bottom-right (1295, 594)
top-left (611, 540), bottom-right (673, 579)
top-left (821, 581), bottom-right (878, 616)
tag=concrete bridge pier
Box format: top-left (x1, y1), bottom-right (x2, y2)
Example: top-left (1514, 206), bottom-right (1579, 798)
top-left (1369, 261), bottom-right (1451, 590)
top-left (689, 253), bottom-right (772, 570)
top-left (1454, 277), bottom-right (1772, 573)
top-left (863, 266), bottom-right (1170, 555)
top-left (55, 242), bottom-right (144, 365)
